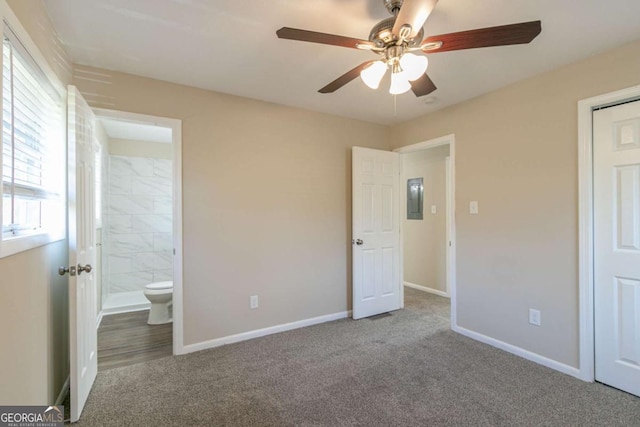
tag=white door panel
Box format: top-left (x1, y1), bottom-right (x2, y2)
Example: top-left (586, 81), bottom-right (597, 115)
top-left (68, 86), bottom-right (97, 421)
top-left (352, 147), bottom-right (400, 319)
top-left (594, 100), bottom-right (640, 397)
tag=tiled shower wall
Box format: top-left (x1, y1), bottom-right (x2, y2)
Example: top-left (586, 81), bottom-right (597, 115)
top-left (104, 155), bottom-right (173, 294)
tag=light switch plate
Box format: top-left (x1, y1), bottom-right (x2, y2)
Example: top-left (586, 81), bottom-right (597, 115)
top-left (470, 201), bottom-right (479, 214)
top-left (431, 205), bottom-right (437, 214)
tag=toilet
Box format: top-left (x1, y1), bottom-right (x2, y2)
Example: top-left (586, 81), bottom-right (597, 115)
top-left (143, 281), bottom-right (173, 325)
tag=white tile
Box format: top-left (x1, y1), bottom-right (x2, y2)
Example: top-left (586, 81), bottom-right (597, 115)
top-left (106, 214), bottom-right (132, 234)
top-left (160, 174), bottom-right (172, 188)
top-left (108, 175), bottom-right (131, 195)
top-left (103, 157), bottom-right (175, 293)
top-left (131, 214), bottom-right (172, 233)
top-left (109, 233), bottom-right (154, 254)
top-left (154, 232), bottom-right (173, 251)
top-left (109, 271), bottom-right (153, 293)
top-left (132, 176), bottom-right (171, 196)
top-left (110, 156), bottom-right (155, 177)
top-left (153, 269), bottom-right (173, 282)
top-left (109, 156), bottom-right (129, 176)
top-left (108, 254), bottom-right (133, 274)
top-left (130, 157), bottom-right (155, 177)
top-left (108, 195), bottom-right (154, 215)
top-left (154, 195), bottom-right (173, 214)
top-left (154, 251), bottom-right (173, 270)
top-left (133, 252), bottom-right (156, 271)
top-left (154, 159), bottom-right (172, 179)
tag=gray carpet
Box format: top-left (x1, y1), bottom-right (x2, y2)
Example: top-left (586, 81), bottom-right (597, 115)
top-left (74, 288), bottom-right (640, 426)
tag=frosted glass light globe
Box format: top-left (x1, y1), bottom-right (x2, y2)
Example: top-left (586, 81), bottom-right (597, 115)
top-left (360, 61), bottom-right (387, 89)
top-left (389, 71), bottom-right (411, 95)
top-left (399, 53), bottom-right (428, 81)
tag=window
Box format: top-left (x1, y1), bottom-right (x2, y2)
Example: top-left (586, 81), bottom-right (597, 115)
top-left (0, 24), bottom-right (65, 256)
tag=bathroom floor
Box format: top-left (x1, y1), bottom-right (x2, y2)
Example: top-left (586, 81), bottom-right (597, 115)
top-left (98, 310), bottom-right (173, 371)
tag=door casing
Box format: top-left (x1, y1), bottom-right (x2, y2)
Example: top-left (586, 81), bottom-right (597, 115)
top-left (577, 84), bottom-right (640, 382)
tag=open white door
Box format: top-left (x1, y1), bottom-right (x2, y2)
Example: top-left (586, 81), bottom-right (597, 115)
top-left (67, 86), bottom-right (97, 421)
top-left (352, 147), bottom-right (401, 319)
top-left (593, 100), bottom-right (640, 397)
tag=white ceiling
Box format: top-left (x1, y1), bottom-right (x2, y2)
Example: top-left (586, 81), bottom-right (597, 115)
top-left (44, 0), bottom-right (640, 125)
top-left (98, 117), bottom-right (172, 143)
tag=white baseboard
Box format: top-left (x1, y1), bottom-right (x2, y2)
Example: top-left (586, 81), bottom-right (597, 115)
top-left (404, 281), bottom-right (449, 298)
top-left (452, 325), bottom-right (581, 380)
top-left (55, 376), bottom-right (69, 406)
top-left (184, 310), bottom-right (352, 354)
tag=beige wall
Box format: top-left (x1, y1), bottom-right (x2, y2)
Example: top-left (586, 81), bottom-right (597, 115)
top-left (402, 145), bottom-right (449, 293)
top-left (0, 0), bottom-right (71, 405)
top-left (6, 0), bottom-right (71, 84)
top-left (72, 65), bottom-right (391, 345)
top-left (391, 39), bottom-right (640, 368)
top-left (108, 138), bottom-right (172, 159)
top-left (0, 242), bottom-right (69, 405)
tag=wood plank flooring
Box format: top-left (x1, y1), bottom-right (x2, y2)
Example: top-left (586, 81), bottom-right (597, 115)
top-left (98, 310), bottom-right (172, 371)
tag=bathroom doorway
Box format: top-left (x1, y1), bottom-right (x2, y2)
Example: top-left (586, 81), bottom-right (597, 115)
top-left (92, 109), bottom-right (183, 368)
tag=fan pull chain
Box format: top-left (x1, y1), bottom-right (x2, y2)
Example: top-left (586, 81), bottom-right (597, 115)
top-left (393, 94), bottom-right (397, 117)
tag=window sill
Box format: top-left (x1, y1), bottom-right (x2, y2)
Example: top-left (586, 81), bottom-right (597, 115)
top-left (0, 230), bottom-right (65, 258)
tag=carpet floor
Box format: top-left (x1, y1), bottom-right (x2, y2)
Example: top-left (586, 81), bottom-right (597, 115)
top-left (73, 288), bottom-right (640, 426)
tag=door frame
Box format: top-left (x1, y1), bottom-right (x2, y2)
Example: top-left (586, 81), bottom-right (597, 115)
top-left (393, 134), bottom-right (457, 327)
top-left (577, 84), bottom-right (640, 382)
top-left (93, 108), bottom-right (185, 355)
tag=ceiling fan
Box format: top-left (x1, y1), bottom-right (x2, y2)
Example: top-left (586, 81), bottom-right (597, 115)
top-left (276, 0), bottom-right (541, 97)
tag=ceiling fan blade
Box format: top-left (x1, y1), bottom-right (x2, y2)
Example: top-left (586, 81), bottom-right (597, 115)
top-left (392, 0), bottom-right (439, 39)
top-left (276, 27), bottom-right (376, 50)
top-left (421, 21), bottom-right (542, 53)
top-left (410, 73), bottom-right (437, 97)
top-left (319, 61), bottom-right (375, 94)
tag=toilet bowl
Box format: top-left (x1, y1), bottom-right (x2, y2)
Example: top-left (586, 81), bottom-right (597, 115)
top-left (143, 281), bottom-right (173, 325)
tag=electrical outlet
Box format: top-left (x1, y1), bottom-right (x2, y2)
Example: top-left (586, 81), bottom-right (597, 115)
top-left (528, 308), bottom-right (541, 326)
top-left (250, 295), bottom-right (258, 309)
top-left (431, 205), bottom-right (437, 214)
top-left (470, 201), bottom-right (479, 214)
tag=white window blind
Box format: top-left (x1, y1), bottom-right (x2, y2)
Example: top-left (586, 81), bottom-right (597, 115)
top-left (1, 25), bottom-right (64, 240)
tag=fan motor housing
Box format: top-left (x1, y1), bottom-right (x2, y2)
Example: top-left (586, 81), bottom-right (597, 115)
top-left (369, 17), bottom-right (424, 48)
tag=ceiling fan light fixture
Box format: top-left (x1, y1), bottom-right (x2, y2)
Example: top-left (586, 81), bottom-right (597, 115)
top-left (399, 53), bottom-right (428, 81)
top-left (389, 70), bottom-right (411, 95)
top-left (360, 60), bottom-right (387, 89)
